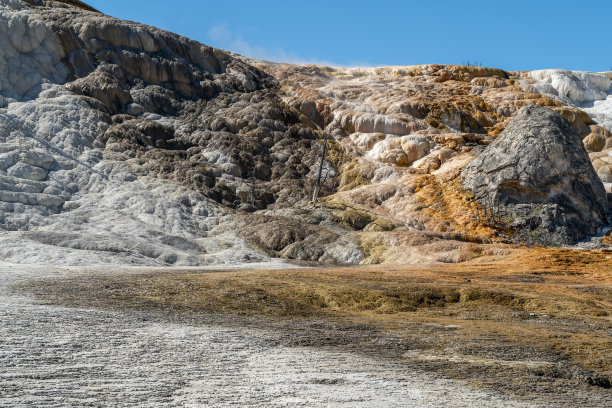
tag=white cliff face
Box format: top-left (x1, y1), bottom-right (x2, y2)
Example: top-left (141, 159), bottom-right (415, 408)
top-left (524, 69), bottom-right (612, 132)
top-left (585, 96), bottom-right (612, 134)
top-left (0, 84), bottom-right (274, 266)
top-left (0, 2), bottom-right (284, 266)
top-left (0, 1), bottom-right (360, 267)
top-left (528, 69), bottom-right (611, 104)
top-left (1, 1), bottom-right (610, 267)
top-left (0, 0), bottom-right (68, 105)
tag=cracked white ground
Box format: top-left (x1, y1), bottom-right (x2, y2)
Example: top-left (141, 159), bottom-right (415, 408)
top-left (0, 264), bottom-right (540, 407)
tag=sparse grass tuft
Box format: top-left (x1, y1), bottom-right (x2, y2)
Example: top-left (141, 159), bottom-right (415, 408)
top-left (338, 160), bottom-right (372, 191)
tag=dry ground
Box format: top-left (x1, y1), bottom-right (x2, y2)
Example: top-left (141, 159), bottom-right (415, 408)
top-left (16, 246), bottom-right (612, 405)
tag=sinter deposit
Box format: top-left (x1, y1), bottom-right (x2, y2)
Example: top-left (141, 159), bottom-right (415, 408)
top-left (0, 0), bottom-right (610, 267)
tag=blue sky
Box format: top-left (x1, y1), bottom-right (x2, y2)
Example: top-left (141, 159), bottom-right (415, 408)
top-left (87, 0), bottom-right (612, 71)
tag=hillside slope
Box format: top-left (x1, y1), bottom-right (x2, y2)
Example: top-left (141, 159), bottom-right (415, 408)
top-left (256, 62), bottom-right (612, 260)
top-left (0, 0), bottom-right (610, 266)
top-left (0, 0), bottom-right (364, 265)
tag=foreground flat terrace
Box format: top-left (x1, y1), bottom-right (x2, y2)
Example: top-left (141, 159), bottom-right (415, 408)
top-left (8, 246), bottom-right (612, 406)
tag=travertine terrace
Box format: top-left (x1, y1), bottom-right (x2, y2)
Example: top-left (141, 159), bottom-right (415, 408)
top-left (1, 1), bottom-right (612, 406)
top-left (0, 1), bottom-right (610, 267)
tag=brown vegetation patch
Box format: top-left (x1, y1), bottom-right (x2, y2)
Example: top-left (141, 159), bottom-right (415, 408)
top-left (412, 175), bottom-right (499, 239)
top-left (19, 247), bottom-right (612, 389)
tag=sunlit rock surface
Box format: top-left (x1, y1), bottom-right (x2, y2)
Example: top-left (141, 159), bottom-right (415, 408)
top-left (462, 105), bottom-right (609, 245)
top-left (255, 61), bottom-right (611, 259)
top-left (0, 0), bottom-right (68, 105)
top-left (519, 69), bottom-right (612, 193)
top-left (0, 0), bottom-right (353, 266)
top-left (0, 0), bottom-right (610, 267)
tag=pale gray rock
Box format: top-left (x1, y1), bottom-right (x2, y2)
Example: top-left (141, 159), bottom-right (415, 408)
top-left (462, 105), bottom-right (610, 245)
top-left (3, 0), bottom-right (609, 269)
top-left (7, 162), bottom-right (48, 181)
top-left (335, 110), bottom-right (412, 135)
top-left (19, 150), bottom-right (57, 169)
top-left (0, 151), bottom-right (19, 170)
top-left (0, 0), bottom-right (68, 104)
top-left (0, 0), bottom-right (349, 266)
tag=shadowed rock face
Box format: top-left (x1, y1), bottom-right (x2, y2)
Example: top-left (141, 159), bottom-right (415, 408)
top-left (462, 105), bottom-right (609, 245)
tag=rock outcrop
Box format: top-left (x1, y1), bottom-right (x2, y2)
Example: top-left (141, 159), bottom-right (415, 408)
top-left (462, 105), bottom-right (609, 245)
top-left (0, 0), bottom-right (351, 266)
top-left (0, 0), bottom-right (610, 267)
top-left (519, 69), bottom-right (612, 194)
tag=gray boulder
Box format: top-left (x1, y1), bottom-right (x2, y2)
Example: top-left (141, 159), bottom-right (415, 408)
top-left (462, 104), bottom-right (610, 245)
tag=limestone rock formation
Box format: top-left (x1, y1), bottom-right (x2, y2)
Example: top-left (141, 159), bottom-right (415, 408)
top-left (0, 0), bottom-right (611, 267)
top-left (0, 0), bottom-right (351, 266)
top-left (462, 105), bottom-right (610, 245)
